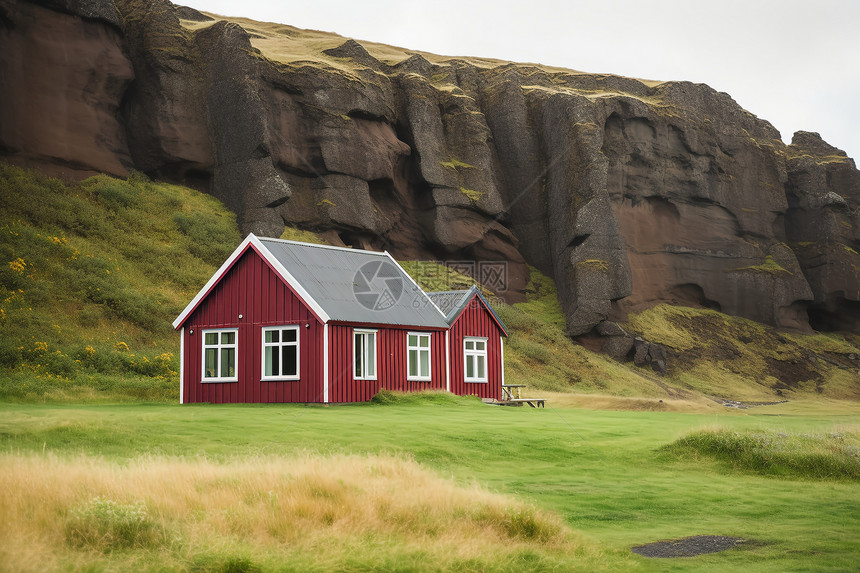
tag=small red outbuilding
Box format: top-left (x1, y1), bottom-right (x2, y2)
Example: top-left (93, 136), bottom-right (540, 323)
top-left (172, 234), bottom-right (507, 404)
top-left (426, 286), bottom-right (508, 401)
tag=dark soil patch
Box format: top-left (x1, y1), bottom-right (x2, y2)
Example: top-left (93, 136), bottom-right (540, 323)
top-left (765, 354), bottom-right (821, 391)
top-left (632, 535), bottom-right (746, 558)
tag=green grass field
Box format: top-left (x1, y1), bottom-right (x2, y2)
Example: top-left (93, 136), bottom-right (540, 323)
top-left (2, 396), bottom-right (858, 571)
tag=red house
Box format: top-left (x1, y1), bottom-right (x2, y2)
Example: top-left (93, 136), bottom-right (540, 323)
top-left (426, 286), bottom-right (508, 401)
top-left (172, 234), bottom-right (507, 404)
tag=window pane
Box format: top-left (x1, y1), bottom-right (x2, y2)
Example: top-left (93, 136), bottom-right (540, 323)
top-left (283, 345), bottom-right (297, 376)
top-left (367, 334), bottom-right (376, 377)
top-left (205, 333), bottom-right (217, 345)
top-left (466, 355), bottom-right (474, 378)
top-left (264, 346), bottom-right (274, 376)
top-left (284, 329), bottom-right (297, 343)
top-left (205, 348), bottom-right (217, 378)
top-left (476, 341), bottom-right (485, 351)
top-left (355, 335), bottom-right (362, 377)
top-left (409, 349), bottom-right (417, 376)
top-left (465, 340), bottom-right (474, 350)
top-left (408, 334), bottom-right (417, 347)
top-left (221, 348), bottom-right (235, 378)
top-left (420, 352), bottom-right (429, 377)
top-left (221, 331), bottom-right (235, 345)
top-left (477, 356), bottom-right (485, 379)
top-left (419, 335), bottom-right (429, 348)
top-left (265, 330), bottom-right (278, 343)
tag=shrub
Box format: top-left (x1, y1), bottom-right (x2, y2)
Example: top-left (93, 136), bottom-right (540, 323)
top-left (371, 389), bottom-right (477, 406)
top-left (0, 339), bottom-right (23, 368)
top-left (474, 504), bottom-right (562, 542)
top-left (65, 497), bottom-right (165, 552)
top-left (370, 388), bottom-right (397, 405)
top-left (662, 428), bottom-right (860, 480)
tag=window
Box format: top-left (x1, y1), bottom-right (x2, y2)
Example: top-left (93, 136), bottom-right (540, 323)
top-left (464, 337), bottom-right (487, 382)
top-left (354, 329), bottom-right (377, 380)
top-left (202, 329), bottom-right (238, 382)
top-left (407, 332), bottom-right (431, 381)
top-left (262, 326), bottom-right (299, 380)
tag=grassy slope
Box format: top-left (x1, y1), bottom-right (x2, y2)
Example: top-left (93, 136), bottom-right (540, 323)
top-left (2, 163), bottom-right (857, 406)
top-left (625, 305), bottom-right (860, 402)
top-left (0, 164), bottom-right (239, 401)
top-left (1, 399), bottom-right (858, 571)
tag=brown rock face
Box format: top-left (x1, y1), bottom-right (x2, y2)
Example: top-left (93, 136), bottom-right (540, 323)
top-left (2, 0), bottom-right (859, 337)
top-left (0, 0), bottom-right (133, 177)
top-left (785, 132), bottom-right (860, 331)
top-left (601, 87), bottom-right (813, 331)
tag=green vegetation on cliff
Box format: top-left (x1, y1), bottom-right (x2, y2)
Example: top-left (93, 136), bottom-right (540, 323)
top-left (0, 164), bottom-right (239, 401)
top-left (625, 304), bottom-right (860, 402)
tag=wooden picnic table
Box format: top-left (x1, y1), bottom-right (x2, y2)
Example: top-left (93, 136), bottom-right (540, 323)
top-left (500, 384), bottom-right (545, 407)
top-left (501, 384), bottom-right (526, 400)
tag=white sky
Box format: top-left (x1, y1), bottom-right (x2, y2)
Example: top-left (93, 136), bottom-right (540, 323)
top-left (181, 0), bottom-right (860, 161)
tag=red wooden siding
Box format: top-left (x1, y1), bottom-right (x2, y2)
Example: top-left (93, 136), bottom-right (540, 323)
top-left (448, 295), bottom-right (504, 400)
top-left (181, 248), bottom-right (324, 403)
top-left (327, 324), bottom-right (447, 403)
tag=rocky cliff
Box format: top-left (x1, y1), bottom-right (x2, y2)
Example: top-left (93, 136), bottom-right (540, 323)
top-left (2, 0), bottom-right (859, 340)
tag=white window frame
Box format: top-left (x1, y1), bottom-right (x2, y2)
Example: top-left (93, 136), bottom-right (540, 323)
top-left (407, 332), bottom-right (432, 382)
top-left (261, 325), bottom-right (300, 381)
top-left (464, 337), bottom-right (488, 383)
top-left (353, 329), bottom-right (378, 380)
top-left (202, 328), bottom-right (238, 382)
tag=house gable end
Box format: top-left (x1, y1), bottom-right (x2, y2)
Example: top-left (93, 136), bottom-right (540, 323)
top-left (173, 234), bottom-right (329, 330)
top-left (440, 286), bottom-right (508, 337)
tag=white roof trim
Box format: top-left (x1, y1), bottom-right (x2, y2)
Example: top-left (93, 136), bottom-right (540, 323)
top-left (383, 251), bottom-right (450, 322)
top-left (173, 234), bottom-right (255, 330)
top-left (172, 233), bottom-right (331, 330)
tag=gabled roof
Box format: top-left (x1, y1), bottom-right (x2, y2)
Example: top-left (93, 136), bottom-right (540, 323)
top-left (427, 285), bottom-right (508, 336)
top-left (173, 234), bottom-right (449, 330)
top-left (425, 289), bottom-right (470, 321)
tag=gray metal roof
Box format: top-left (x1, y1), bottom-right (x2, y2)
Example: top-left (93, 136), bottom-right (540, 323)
top-left (258, 238), bottom-right (449, 328)
top-left (426, 289), bottom-right (473, 323)
top-left (427, 285), bottom-right (508, 335)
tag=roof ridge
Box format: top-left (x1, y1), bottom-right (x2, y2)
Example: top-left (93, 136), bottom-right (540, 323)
top-left (257, 236), bottom-right (388, 256)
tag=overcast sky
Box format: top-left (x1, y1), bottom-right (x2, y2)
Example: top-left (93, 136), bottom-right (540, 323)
top-left (181, 0), bottom-right (860, 161)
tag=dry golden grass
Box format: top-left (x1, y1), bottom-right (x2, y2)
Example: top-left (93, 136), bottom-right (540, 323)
top-left (0, 453), bottom-right (588, 571)
top-left (539, 391), bottom-right (721, 413)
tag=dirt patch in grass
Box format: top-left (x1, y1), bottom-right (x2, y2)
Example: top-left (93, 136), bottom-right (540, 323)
top-left (765, 354), bottom-right (820, 392)
top-left (632, 535), bottom-right (746, 558)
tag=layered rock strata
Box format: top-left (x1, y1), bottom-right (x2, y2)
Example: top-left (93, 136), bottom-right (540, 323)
top-left (1, 0), bottom-right (858, 338)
